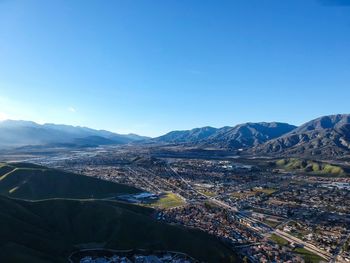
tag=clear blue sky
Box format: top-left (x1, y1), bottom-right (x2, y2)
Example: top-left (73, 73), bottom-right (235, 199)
top-left (0, 0), bottom-right (349, 136)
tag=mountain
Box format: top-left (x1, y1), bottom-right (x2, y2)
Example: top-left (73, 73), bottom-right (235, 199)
top-left (154, 122), bottom-right (296, 149)
top-left (0, 120), bottom-right (147, 149)
top-left (154, 126), bottom-right (218, 143)
top-left (0, 196), bottom-right (236, 263)
top-left (202, 122), bottom-right (297, 149)
top-left (118, 133), bottom-right (150, 142)
top-left (72, 135), bottom-right (118, 146)
top-left (0, 163), bottom-right (140, 199)
top-left (252, 114), bottom-right (350, 157)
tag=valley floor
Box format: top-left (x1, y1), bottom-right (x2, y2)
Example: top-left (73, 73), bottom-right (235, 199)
top-left (1, 145), bottom-right (350, 263)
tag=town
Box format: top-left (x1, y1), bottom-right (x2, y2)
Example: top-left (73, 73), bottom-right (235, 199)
top-left (24, 144), bottom-right (349, 263)
top-left (69, 249), bottom-right (196, 263)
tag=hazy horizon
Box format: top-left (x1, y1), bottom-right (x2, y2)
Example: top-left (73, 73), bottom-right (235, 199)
top-left (1, 0), bottom-right (349, 136)
top-left (1, 113), bottom-right (350, 138)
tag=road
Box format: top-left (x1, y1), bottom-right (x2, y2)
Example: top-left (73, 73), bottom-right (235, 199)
top-left (169, 165), bottom-right (332, 261)
top-left (274, 229), bottom-right (331, 261)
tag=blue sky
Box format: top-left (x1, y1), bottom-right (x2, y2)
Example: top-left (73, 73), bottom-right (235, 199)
top-left (0, 0), bottom-right (349, 136)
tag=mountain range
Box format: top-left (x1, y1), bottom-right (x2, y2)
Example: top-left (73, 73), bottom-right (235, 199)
top-left (251, 114), bottom-right (350, 157)
top-left (0, 120), bottom-right (148, 149)
top-left (153, 123), bottom-right (297, 148)
top-left (154, 114), bottom-right (350, 158)
top-left (1, 114), bottom-right (350, 158)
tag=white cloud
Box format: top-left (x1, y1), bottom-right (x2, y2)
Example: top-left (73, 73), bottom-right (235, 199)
top-left (68, 106), bottom-right (76, 113)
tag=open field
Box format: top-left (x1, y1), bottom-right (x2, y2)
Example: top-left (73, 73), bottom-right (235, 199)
top-left (293, 247), bottom-right (325, 263)
top-left (263, 219), bottom-right (280, 228)
top-left (254, 188), bottom-right (277, 195)
top-left (231, 188), bottom-right (277, 199)
top-left (198, 189), bottom-right (216, 197)
top-left (270, 234), bottom-right (289, 246)
top-left (146, 192), bottom-right (185, 209)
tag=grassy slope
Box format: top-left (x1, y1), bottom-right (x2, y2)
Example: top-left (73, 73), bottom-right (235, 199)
top-left (0, 196), bottom-right (237, 263)
top-left (0, 163), bottom-right (141, 200)
top-left (275, 158), bottom-right (346, 176)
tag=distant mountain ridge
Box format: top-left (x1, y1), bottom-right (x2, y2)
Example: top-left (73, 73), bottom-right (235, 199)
top-left (154, 126), bottom-right (218, 143)
top-left (154, 122), bottom-right (297, 149)
top-left (252, 114), bottom-right (350, 157)
top-left (153, 114), bottom-right (350, 158)
top-left (2, 114), bottom-right (350, 158)
top-left (202, 122), bottom-right (297, 148)
top-left (0, 120), bottom-right (148, 149)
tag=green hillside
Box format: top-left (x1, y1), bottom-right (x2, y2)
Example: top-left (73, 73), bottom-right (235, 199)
top-left (0, 196), bottom-right (237, 263)
top-left (0, 163), bottom-right (141, 200)
top-left (0, 163), bottom-right (237, 262)
top-left (275, 158), bottom-right (347, 176)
